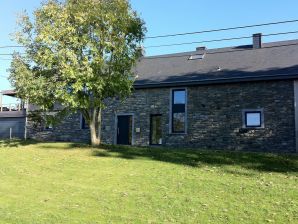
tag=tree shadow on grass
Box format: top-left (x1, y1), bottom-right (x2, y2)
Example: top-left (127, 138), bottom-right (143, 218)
top-left (1, 140), bottom-right (297, 174)
top-left (0, 139), bottom-right (39, 148)
top-left (37, 142), bottom-right (90, 150)
top-left (0, 139), bottom-right (88, 150)
top-left (92, 144), bottom-right (298, 174)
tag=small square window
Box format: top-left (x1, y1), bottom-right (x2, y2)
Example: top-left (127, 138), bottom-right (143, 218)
top-left (242, 109), bottom-right (264, 128)
top-left (245, 112), bottom-right (261, 127)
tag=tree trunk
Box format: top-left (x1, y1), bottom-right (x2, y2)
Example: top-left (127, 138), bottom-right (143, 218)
top-left (88, 107), bottom-right (102, 147)
top-left (90, 121), bottom-right (100, 146)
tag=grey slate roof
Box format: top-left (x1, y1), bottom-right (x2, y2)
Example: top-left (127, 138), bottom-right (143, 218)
top-left (134, 39), bottom-right (298, 88)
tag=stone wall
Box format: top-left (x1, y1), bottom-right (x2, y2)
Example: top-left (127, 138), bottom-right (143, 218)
top-left (27, 80), bottom-right (296, 152)
top-left (27, 112), bottom-right (90, 143)
top-left (101, 80), bottom-right (296, 152)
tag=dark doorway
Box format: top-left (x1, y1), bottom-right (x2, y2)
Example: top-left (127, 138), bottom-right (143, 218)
top-left (150, 114), bottom-right (162, 145)
top-left (117, 115), bottom-right (132, 145)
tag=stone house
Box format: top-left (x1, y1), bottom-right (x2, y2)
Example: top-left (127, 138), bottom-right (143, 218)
top-left (27, 34), bottom-right (298, 152)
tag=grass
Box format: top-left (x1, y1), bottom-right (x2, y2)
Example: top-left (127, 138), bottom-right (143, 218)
top-left (0, 140), bottom-right (297, 223)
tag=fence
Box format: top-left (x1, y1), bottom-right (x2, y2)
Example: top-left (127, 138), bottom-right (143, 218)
top-left (0, 103), bottom-right (24, 112)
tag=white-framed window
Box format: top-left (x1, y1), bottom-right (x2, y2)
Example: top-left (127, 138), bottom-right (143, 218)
top-left (242, 109), bottom-right (264, 128)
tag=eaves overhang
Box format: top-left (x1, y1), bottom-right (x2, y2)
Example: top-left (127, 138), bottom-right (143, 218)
top-left (133, 73), bottom-right (298, 89)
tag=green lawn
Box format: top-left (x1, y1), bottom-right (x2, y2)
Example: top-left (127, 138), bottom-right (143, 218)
top-left (0, 140), bottom-right (297, 224)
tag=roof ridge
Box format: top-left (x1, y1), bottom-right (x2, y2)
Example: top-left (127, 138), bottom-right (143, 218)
top-left (142, 38), bottom-right (298, 59)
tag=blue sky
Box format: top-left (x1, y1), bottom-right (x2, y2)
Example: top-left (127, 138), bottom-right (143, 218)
top-left (1, 0), bottom-right (298, 97)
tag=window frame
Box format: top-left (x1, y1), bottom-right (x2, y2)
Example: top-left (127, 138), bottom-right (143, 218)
top-left (242, 109), bottom-right (264, 129)
top-left (114, 113), bottom-right (135, 145)
top-left (80, 114), bottom-right (89, 130)
top-left (150, 114), bottom-right (163, 145)
top-left (44, 123), bottom-right (53, 131)
top-left (170, 88), bottom-right (187, 134)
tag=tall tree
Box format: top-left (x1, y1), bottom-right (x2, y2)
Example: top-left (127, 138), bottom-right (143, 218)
top-left (9, 0), bottom-right (146, 146)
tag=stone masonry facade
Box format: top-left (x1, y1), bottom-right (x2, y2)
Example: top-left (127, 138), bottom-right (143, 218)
top-left (28, 112), bottom-right (90, 143)
top-left (101, 80), bottom-right (296, 152)
top-left (28, 80), bottom-right (296, 152)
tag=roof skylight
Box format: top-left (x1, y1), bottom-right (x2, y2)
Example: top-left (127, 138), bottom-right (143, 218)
top-left (188, 54), bottom-right (205, 60)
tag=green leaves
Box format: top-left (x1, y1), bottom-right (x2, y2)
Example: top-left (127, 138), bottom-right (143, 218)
top-left (10, 0), bottom-right (146, 144)
top-left (10, 0), bottom-right (146, 112)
